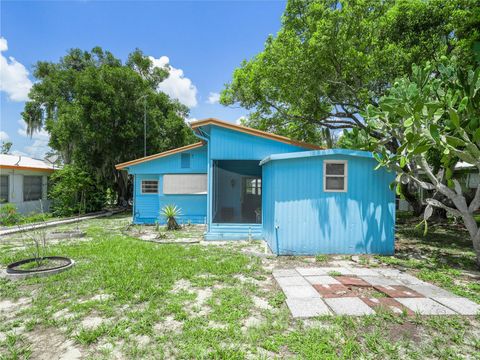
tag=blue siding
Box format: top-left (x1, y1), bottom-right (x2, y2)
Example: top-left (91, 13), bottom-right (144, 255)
top-left (129, 146), bottom-right (208, 225)
top-left (208, 126), bottom-right (307, 160)
top-left (128, 146), bottom-right (207, 174)
top-left (262, 154), bottom-right (395, 255)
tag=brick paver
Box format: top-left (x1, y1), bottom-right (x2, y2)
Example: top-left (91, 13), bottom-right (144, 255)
top-left (374, 285), bottom-right (424, 298)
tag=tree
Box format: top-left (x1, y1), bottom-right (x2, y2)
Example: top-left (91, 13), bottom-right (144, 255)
top-left (221, 0), bottom-right (480, 213)
top-left (1, 141), bottom-right (12, 154)
top-left (361, 59), bottom-right (480, 267)
top-left (22, 48), bottom-right (195, 204)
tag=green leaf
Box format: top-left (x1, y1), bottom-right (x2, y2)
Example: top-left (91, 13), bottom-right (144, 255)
top-left (403, 118), bottom-right (414, 127)
top-left (449, 109), bottom-right (460, 128)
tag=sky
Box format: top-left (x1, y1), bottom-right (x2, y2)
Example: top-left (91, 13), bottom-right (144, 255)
top-left (0, 0), bottom-right (287, 159)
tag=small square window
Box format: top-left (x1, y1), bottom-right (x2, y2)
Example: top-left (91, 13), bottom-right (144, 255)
top-left (324, 161), bottom-right (347, 192)
top-left (181, 153), bottom-right (191, 168)
top-left (24, 176), bottom-right (43, 201)
top-left (141, 180), bottom-right (158, 194)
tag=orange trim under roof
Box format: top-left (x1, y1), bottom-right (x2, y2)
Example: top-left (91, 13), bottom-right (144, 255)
top-left (115, 142), bottom-right (205, 170)
top-left (0, 165), bottom-right (55, 173)
top-left (189, 118), bottom-right (323, 150)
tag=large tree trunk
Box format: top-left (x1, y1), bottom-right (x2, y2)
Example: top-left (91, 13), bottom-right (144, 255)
top-left (461, 212), bottom-right (480, 269)
top-left (400, 183), bottom-right (424, 216)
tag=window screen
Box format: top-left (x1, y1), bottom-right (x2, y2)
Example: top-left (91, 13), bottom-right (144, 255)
top-left (181, 153), bottom-right (191, 168)
top-left (163, 174), bottom-right (207, 194)
top-left (0, 175), bottom-right (8, 203)
top-left (141, 180), bottom-right (158, 194)
top-left (24, 176), bottom-right (43, 201)
top-left (324, 161), bottom-right (347, 192)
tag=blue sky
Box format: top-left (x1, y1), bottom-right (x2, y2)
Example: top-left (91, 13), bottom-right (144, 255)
top-left (0, 0), bottom-right (286, 158)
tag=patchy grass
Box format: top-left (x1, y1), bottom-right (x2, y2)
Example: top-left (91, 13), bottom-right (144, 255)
top-left (0, 214), bottom-right (479, 359)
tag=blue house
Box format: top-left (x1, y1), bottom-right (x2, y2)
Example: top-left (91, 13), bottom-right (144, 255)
top-left (116, 118), bottom-right (395, 255)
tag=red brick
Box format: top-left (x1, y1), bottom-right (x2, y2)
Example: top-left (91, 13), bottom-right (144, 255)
top-left (374, 285), bottom-right (424, 298)
top-left (361, 297), bottom-right (415, 315)
top-left (313, 284), bottom-right (355, 298)
top-left (335, 276), bottom-right (370, 287)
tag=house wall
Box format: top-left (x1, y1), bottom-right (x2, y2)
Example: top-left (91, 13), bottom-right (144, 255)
top-left (262, 154), bottom-right (395, 255)
top-left (127, 146), bottom-right (208, 224)
top-left (0, 169), bottom-right (51, 214)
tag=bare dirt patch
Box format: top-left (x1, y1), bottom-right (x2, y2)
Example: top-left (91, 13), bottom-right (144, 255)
top-left (28, 327), bottom-right (83, 360)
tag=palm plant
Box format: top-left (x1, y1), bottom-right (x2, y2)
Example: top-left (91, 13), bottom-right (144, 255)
top-left (161, 205), bottom-right (182, 230)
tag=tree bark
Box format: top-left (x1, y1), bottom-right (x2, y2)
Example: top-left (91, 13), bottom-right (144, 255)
top-left (400, 183), bottom-right (424, 216)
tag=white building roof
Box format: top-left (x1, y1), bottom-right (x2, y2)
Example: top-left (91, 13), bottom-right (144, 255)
top-left (0, 154), bottom-right (56, 172)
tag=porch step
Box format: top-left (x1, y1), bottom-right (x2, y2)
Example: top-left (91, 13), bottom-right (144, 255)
top-left (205, 224), bottom-right (263, 240)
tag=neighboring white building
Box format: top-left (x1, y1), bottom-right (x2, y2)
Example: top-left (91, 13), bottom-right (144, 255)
top-left (0, 154), bottom-right (56, 214)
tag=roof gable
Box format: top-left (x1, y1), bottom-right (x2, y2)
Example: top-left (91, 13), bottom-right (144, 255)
top-left (190, 118), bottom-right (322, 150)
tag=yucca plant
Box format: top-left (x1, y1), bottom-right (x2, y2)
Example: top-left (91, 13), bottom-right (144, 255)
top-left (161, 205), bottom-right (182, 230)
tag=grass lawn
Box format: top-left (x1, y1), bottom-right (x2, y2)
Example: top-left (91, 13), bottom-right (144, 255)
top-left (0, 214), bottom-right (479, 359)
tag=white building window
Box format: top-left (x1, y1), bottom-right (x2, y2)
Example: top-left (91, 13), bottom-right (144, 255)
top-left (141, 180), bottom-right (159, 194)
top-left (163, 174), bottom-right (207, 194)
top-left (324, 160), bottom-right (347, 192)
top-left (0, 175), bottom-right (8, 203)
top-left (24, 175), bottom-right (43, 201)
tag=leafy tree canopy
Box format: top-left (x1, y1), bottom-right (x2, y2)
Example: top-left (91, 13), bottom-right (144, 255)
top-left (362, 58), bottom-right (480, 266)
top-left (221, 0), bottom-right (479, 145)
top-left (22, 47), bottom-right (195, 203)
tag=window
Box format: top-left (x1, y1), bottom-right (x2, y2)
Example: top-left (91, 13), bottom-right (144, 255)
top-left (244, 178), bottom-right (261, 195)
top-left (141, 180), bottom-right (159, 194)
top-left (24, 176), bottom-right (43, 201)
top-left (324, 161), bottom-right (347, 192)
top-left (0, 175), bottom-right (8, 203)
top-left (181, 153), bottom-right (191, 168)
top-left (163, 174), bottom-right (207, 194)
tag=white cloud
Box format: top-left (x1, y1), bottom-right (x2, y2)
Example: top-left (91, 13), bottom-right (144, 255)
top-left (0, 37), bottom-right (33, 102)
top-left (149, 56), bottom-right (197, 108)
top-left (206, 92), bottom-right (220, 104)
top-left (185, 117), bottom-right (197, 124)
top-left (0, 131), bottom-right (9, 141)
top-left (17, 119), bottom-right (51, 159)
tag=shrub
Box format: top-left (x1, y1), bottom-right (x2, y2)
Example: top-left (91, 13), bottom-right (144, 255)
top-left (161, 205), bottom-right (182, 230)
top-left (49, 164), bottom-right (106, 216)
top-left (0, 203), bottom-right (21, 226)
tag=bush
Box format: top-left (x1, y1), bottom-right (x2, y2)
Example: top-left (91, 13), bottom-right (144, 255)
top-left (0, 203), bottom-right (21, 226)
top-left (49, 164), bottom-right (106, 216)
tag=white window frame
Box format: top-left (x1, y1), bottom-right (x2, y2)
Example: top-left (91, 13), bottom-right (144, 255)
top-left (141, 179), bottom-right (159, 195)
top-left (323, 160), bottom-right (348, 193)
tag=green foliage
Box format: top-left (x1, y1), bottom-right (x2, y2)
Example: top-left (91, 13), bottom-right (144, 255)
top-left (364, 58), bottom-right (479, 183)
top-left (222, 0), bottom-right (479, 144)
top-left (22, 47), bottom-right (196, 203)
top-left (0, 141), bottom-right (12, 154)
top-left (161, 204), bottom-right (182, 230)
top-left (0, 204), bottom-right (21, 226)
top-left (49, 164), bottom-right (105, 216)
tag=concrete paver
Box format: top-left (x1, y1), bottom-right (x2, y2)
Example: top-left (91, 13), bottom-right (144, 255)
top-left (408, 284), bottom-right (460, 298)
top-left (432, 297), bottom-right (480, 315)
top-left (272, 269), bottom-right (300, 278)
top-left (395, 298), bottom-right (456, 315)
top-left (359, 276), bottom-right (402, 287)
top-left (286, 298), bottom-right (331, 318)
top-left (275, 276), bottom-right (310, 287)
top-left (281, 285), bottom-right (322, 299)
top-left (304, 275), bottom-right (340, 285)
top-left (324, 297), bottom-right (375, 315)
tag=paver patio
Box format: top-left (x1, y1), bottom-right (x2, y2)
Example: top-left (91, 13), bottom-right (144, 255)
top-left (273, 267), bottom-right (480, 318)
